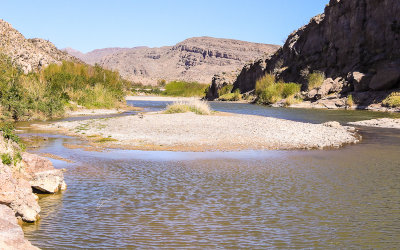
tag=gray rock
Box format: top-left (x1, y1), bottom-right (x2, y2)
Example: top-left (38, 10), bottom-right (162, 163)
top-left (369, 68), bottom-right (400, 90)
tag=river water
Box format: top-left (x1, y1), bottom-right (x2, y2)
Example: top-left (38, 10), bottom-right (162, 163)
top-left (21, 101), bottom-right (400, 249)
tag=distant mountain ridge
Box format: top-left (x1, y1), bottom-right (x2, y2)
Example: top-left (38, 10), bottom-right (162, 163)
top-left (65, 37), bottom-right (280, 85)
top-left (0, 19), bottom-right (80, 73)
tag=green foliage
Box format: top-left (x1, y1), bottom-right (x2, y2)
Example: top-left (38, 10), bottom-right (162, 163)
top-left (131, 84), bottom-right (162, 95)
top-left (219, 89), bottom-right (242, 101)
top-left (0, 54), bottom-right (129, 121)
top-left (1, 153), bottom-right (12, 165)
top-left (255, 74), bottom-right (301, 104)
top-left (307, 71), bottom-right (325, 90)
top-left (218, 85), bottom-right (233, 96)
top-left (95, 137), bottom-right (118, 143)
top-left (0, 122), bottom-right (23, 148)
top-left (163, 81), bottom-right (209, 97)
top-left (382, 92), bottom-right (400, 107)
top-left (13, 152), bottom-right (22, 166)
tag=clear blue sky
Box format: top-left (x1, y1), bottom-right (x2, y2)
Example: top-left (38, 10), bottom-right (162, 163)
top-left (0, 0), bottom-right (328, 53)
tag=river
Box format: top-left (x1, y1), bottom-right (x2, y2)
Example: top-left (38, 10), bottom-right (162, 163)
top-left (21, 101), bottom-right (400, 249)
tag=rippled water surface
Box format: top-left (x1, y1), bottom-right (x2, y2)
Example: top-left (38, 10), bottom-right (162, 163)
top-left (21, 102), bottom-right (400, 249)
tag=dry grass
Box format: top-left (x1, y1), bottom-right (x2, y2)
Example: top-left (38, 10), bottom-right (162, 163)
top-left (164, 99), bottom-right (212, 115)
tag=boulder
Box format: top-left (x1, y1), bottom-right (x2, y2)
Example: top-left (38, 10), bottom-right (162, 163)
top-left (0, 205), bottom-right (39, 249)
top-left (350, 72), bottom-right (371, 92)
top-left (369, 68), bottom-right (400, 90)
top-left (0, 163), bottom-right (40, 222)
top-left (22, 152), bottom-right (67, 194)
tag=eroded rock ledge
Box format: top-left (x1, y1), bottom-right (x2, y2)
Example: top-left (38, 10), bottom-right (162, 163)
top-left (0, 136), bottom-right (67, 249)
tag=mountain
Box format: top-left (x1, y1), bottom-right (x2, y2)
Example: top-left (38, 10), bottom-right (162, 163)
top-left (229, 0), bottom-right (400, 107)
top-left (0, 19), bottom-right (80, 73)
top-left (65, 37), bottom-right (280, 85)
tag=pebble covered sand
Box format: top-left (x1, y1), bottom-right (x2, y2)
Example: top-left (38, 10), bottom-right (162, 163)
top-left (349, 118), bottom-right (400, 129)
top-left (42, 112), bottom-right (359, 151)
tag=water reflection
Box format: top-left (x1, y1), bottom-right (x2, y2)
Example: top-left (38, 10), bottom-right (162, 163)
top-left (20, 102), bottom-right (400, 248)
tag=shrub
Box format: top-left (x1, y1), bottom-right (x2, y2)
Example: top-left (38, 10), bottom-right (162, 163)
top-left (255, 74), bottom-right (301, 104)
top-left (219, 89), bottom-right (242, 101)
top-left (218, 85), bottom-right (234, 96)
top-left (0, 123), bottom-right (23, 147)
top-left (165, 99), bottom-right (211, 115)
top-left (0, 54), bottom-right (129, 121)
top-left (307, 71), bottom-right (325, 90)
top-left (1, 153), bottom-right (12, 165)
top-left (163, 81), bottom-right (209, 97)
top-left (346, 94), bottom-right (354, 107)
top-left (284, 95), bottom-right (303, 107)
top-left (382, 92), bottom-right (400, 107)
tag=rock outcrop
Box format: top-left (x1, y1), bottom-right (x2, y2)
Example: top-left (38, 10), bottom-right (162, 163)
top-left (0, 19), bottom-right (80, 74)
top-left (65, 37), bottom-right (279, 85)
top-left (233, 0), bottom-right (400, 106)
top-left (0, 135), bottom-right (67, 248)
top-left (0, 205), bottom-right (39, 250)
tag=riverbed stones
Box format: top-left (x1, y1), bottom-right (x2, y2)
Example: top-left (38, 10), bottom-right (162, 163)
top-left (0, 205), bottom-right (39, 249)
top-left (22, 152), bottom-right (67, 193)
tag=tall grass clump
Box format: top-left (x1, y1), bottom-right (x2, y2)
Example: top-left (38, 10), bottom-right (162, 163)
top-left (382, 92), bottom-right (400, 107)
top-left (218, 89), bottom-right (242, 101)
top-left (255, 74), bottom-right (301, 104)
top-left (165, 99), bottom-right (212, 115)
top-left (0, 54), bottom-right (129, 121)
top-left (163, 81), bottom-right (209, 97)
top-left (307, 71), bottom-right (325, 90)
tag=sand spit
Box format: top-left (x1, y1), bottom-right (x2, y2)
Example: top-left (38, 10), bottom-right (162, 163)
top-left (40, 112), bottom-right (359, 151)
top-left (349, 118), bottom-right (400, 129)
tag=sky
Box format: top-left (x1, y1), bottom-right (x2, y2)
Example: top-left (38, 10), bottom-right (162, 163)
top-left (0, 0), bottom-right (328, 53)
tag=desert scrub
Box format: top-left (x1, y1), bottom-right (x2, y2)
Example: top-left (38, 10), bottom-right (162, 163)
top-left (218, 89), bottom-right (242, 101)
top-left (255, 74), bottom-right (301, 104)
top-left (307, 71), bottom-right (325, 90)
top-left (382, 92), bottom-right (400, 107)
top-left (163, 81), bottom-right (209, 97)
top-left (95, 137), bottom-right (118, 143)
top-left (165, 99), bottom-right (211, 115)
top-left (0, 54), bottom-right (129, 121)
top-left (284, 95), bottom-right (303, 107)
top-left (218, 85), bottom-right (234, 96)
top-left (1, 153), bottom-right (12, 165)
top-left (346, 94), bottom-right (354, 107)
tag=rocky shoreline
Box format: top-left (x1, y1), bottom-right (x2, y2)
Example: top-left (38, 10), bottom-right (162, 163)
top-left (0, 136), bottom-right (66, 249)
top-left (39, 112), bottom-right (359, 151)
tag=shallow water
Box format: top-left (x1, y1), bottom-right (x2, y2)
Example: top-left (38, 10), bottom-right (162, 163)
top-left (21, 102), bottom-right (400, 249)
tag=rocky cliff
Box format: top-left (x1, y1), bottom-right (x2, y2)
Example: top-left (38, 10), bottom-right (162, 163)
top-left (0, 19), bottom-right (80, 73)
top-left (65, 37), bottom-right (279, 85)
top-left (232, 0), bottom-right (400, 107)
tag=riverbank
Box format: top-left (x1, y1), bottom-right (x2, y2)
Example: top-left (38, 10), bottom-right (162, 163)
top-left (0, 134), bottom-right (67, 249)
top-left (38, 112), bottom-right (359, 151)
top-left (349, 118), bottom-right (400, 129)
top-left (125, 95), bottom-right (201, 102)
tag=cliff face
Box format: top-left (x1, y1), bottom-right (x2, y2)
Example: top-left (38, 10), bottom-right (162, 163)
top-left (0, 19), bottom-right (80, 73)
top-left (234, 0), bottom-right (400, 97)
top-left (65, 37), bottom-right (279, 85)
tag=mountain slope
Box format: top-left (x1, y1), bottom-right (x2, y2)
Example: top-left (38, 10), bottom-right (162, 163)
top-left (66, 37), bottom-right (280, 85)
top-left (0, 19), bottom-right (80, 73)
top-left (231, 0), bottom-right (400, 107)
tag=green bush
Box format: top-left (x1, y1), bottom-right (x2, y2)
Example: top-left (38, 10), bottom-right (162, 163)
top-left (219, 89), bottom-right (242, 101)
top-left (255, 74), bottom-right (301, 104)
top-left (0, 54), bottom-right (129, 121)
top-left (307, 71), bottom-right (325, 90)
top-left (382, 92), bottom-right (400, 107)
top-left (163, 81), bottom-right (209, 97)
top-left (218, 85), bottom-right (234, 96)
top-left (1, 153), bottom-right (12, 165)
